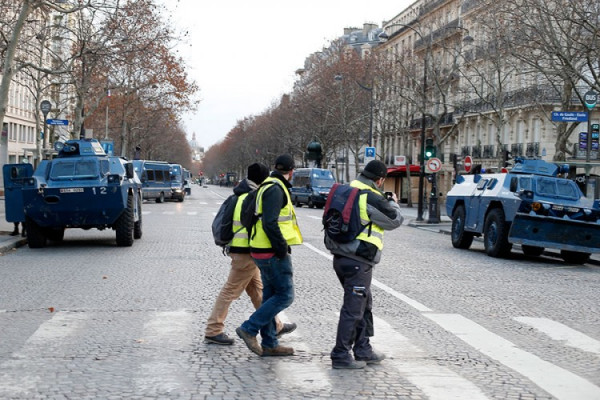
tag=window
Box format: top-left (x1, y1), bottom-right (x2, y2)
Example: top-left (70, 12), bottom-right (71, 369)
top-left (155, 170), bottom-right (164, 182)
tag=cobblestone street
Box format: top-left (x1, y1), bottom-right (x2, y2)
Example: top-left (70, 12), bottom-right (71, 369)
top-left (0, 186), bottom-right (599, 399)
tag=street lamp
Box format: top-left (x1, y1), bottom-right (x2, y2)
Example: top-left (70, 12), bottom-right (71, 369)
top-left (379, 23), bottom-right (473, 222)
top-left (379, 24), bottom-right (427, 222)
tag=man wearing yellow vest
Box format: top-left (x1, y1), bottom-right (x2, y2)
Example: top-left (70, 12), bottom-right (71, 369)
top-left (325, 160), bottom-right (403, 369)
top-left (205, 163), bottom-right (297, 345)
top-left (236, 154), bottom-right (303, 357)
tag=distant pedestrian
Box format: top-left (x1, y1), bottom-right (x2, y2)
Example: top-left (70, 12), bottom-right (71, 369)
top-left (325, 160), bottom-right (403, 369)
top-left (236, 154), bottom-right (303, 357)
top-left (205, 163), bottom-right (296, 345)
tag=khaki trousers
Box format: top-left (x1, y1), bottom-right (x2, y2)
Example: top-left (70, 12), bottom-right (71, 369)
top-left (205, 253), bottom-right (283, 337)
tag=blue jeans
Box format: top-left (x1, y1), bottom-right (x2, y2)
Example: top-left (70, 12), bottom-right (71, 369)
top-left (241, 255), bottom-right (294, 348)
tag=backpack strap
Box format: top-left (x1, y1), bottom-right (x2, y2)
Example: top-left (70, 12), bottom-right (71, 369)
top-left (249, 180), bottom-right (278, 240)
top-left (323, 183), bottom-right (339, 213)
top-left (341, 187), bottom-right (359, 224)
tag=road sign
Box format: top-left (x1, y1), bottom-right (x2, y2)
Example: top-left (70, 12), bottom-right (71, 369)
top-left (584, 90), bottom-right (597, 110)
top-left (40, 100), bottom-right (51, 116)
top-left (46, 119), bottom-right (69, 126)
top-left (426, 157), bottom-right (442, 173)
top-left (551, 111), bottom-right (588, 122)
top-left (464, 155), bottom-right (473, 173)
top-left (393, 155), bottom-right (406, 166)
top-left (365, 146), bottom-right (376, 162)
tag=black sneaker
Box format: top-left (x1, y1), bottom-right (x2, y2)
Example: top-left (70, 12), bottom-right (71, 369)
top-left (204, 333), bottom-right (234, 345)
top-left (276, 322), bottom-right (297, 338)
top-left (356, 350), bottom-right (386, 364)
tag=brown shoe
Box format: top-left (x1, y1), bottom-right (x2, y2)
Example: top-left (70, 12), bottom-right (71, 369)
top-left (261, 345), bottom-right (294, 357)
top-left (235, 327), bottom-right (262, 356)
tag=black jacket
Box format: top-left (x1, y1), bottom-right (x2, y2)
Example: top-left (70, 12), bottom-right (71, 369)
top-left (254, 172), bottom-right (290, 259)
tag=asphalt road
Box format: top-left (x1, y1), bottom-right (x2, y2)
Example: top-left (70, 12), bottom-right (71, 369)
top-left (0, 185), bottom-right (598, 399)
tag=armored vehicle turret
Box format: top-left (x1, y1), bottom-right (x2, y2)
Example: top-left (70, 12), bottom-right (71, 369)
top-left (3, 139), bottom-right (143, 248)
top-left (446, 158), bottom-right (600, 263)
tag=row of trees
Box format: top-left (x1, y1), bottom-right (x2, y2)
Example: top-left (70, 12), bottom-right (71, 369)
top-left (0, 0), bottom-right (198, 167)
top-left (202, 0), bottom-right (599, 181)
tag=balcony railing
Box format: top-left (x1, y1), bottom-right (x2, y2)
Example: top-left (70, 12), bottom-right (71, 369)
top-left (483, 145), bottom-right (495, 158)
top-left (511, 143), bottom-right (523, 157)
top-left (472, 145), bottom-right (482, 158)
top-left (461, 146), bottom-right (470, 157)
top-left (526, 142), bottom-right (540, 157)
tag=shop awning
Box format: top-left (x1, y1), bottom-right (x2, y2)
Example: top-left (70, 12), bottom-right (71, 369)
top-left (387, 165), bottom-right (421, 176)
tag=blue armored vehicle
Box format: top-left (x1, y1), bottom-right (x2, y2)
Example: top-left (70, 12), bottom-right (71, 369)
top-left (3, 139), bottom-right (143, 248)
top-left (446, 158), bottom-right (600, 263)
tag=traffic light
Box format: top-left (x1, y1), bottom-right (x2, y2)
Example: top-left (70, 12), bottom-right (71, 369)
top-left (424, 138), bottom-right (436, 160)
top-left (502, 150), bottom-right (512, 167)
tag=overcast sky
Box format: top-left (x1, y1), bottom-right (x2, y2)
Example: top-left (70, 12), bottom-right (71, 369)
top-left (165, 1), bottom-right (413, 150)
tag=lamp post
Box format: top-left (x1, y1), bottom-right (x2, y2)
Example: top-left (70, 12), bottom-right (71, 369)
top-left (379, 23), bottom-right (473, 222)
top-left (379, 24), bottom-right (427, 221)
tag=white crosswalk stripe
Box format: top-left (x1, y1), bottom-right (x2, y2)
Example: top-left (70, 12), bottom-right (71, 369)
top-left (514, 317), bottom-right (600, 355)
top-left (425, 313), bottom-right (600, 400)
top-left (134, 310), bottom-right (195, 393)
top-left (372, 316), bottom-right (489, 400)
top-left (0, 311), bottom-right (89, 397)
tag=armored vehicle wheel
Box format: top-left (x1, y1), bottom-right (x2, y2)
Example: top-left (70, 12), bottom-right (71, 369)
top-left (115, 195), bottom-right (134, 246)
top-left (483, 208), bottom-right (512, 258)
top-left (560, 250), bottom-right (590, 264)
top-left (25, 217), bottom-right (47, 248)
top-left (522, 245), bottom-right (544, 257)
top-left (451, 205), bottom-right (474, 249)
top-left (156, 192), bottom-right (164, 203)
top-left (134, 195), bottom-right (143, 240)
top-left (46, 227), bottom-right (65, 242)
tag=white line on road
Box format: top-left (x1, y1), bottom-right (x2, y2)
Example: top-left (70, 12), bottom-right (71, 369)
top-left (372, 316), bottom-right (489, 400)
top-left (0, 311), bottom-right (89, 396)
top-left (135, 310), bottom-right (195, 394)
top-left (162, 211), bottom-right (175, 215)
top-left (425, 313), bottom-right (600, 400)
top-left (186, 211), bottom-right (198, 216)
top-left (307, 215), bottom-right (321, 220)
top-left (142, 211), bottom-right (151, 215)
top-left (514, 317), bottom-right (600, 355)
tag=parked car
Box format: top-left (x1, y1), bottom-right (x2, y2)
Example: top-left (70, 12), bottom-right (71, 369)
top-left (290, 168), bottom-right (336, 208)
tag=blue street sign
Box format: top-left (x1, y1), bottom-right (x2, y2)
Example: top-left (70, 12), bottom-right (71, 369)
top-left (551, 112), bottom-right (588, 122)
top-left (365, 147), bottom-right (376, 158)
top-left (46, 119), bottom-right (69, 126)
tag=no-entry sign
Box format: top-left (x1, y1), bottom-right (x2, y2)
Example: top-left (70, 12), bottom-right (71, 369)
top-left (464, 155), bottom-right (473, 173)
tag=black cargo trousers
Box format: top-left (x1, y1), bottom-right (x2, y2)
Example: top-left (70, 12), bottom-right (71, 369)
top-left (330, 255), bottom-right (374, 363)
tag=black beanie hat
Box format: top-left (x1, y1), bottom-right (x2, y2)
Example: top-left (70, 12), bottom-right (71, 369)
top-left (247, 163), bottom-right (270, 184)
top-left (274, 154), bottom-right (295, 172)
top-left (361, 160), bottom-right (388, 180)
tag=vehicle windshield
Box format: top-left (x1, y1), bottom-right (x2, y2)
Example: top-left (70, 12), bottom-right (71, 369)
top-left (312, 170), bottom-right (335, 187)
top-left (49, 160), bottom-right (100, 180)
top-left (534, 177), bottom-right (579, 199)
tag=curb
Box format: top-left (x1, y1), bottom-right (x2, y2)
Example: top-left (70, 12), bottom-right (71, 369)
top-left (0, 236), bottom-right (27, 254)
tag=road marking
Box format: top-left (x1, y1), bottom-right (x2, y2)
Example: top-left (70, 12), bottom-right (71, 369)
top-left (303, 243), bottom-right (432, 312)
top-left (186, 211), bottom-right (198, 216)
top-left (273, 312), bottom-right (331, 390)
top-left (307, 215), bottom-right (321, 220)
top-left (372, 280), bottom-right (433, 312)
top-left (0, 311), bottom-right (89, 396)
top-left (372, 316), bottom-right (489, 400)
top-left (425, 313), bottom-right (600, 400)
top-left (162, 211), bottom-right (175, 215)
top-left (199, 202), bottom-right (208, 205)
top-left (514, 317), bottom-right (600, 355)
top-left (135, 310), bottom-right (195, 393)
top-left (142, 211), bottom-right (151, 215)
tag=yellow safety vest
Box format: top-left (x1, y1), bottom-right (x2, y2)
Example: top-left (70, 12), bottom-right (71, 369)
top-left (250, 177), bottom-right (303, 251)
top-left (350, 180), bottom-right (385, 250)
top-left (229, 192), bottom-right (250, 249)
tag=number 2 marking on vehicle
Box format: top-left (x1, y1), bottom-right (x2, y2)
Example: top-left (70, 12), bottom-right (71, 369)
top-left (92, 187), bottom-right (107, 195)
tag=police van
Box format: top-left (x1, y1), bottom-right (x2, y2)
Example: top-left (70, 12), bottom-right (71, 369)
top-left (133, 160), bottom-right (174, 203)
top-left (290, 168), bottom-right (336, 208)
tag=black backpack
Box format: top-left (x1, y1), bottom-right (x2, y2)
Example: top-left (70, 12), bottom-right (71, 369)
top-left (211, 194), bottom-right (239, 247)
top-left (240, 181), bottom-right (278, 238)
top-left (322, 183), bottom-right (370, 243)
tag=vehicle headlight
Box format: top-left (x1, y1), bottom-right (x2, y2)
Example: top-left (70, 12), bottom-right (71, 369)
top-left (531, 202), bottom-right (542, 212)
top-left (107, 174), bottom-right (120, 184)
